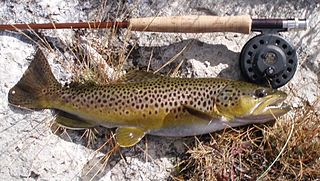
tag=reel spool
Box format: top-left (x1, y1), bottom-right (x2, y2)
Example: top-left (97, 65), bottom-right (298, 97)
top-left (239, 34), bottom-right (298, 89)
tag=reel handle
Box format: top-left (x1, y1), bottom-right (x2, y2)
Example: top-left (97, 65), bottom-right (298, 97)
top-left (129, 15), bottom-right (252, 33)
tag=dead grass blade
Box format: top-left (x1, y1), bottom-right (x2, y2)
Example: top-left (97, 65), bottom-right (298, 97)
top-left (174, 98), bottom-right (320, 180)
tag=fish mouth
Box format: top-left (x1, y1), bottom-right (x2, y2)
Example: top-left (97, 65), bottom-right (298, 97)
top-left (251, 92), bottom-right (291, 119)
top-left (236, 92), bottom-right (291, 123)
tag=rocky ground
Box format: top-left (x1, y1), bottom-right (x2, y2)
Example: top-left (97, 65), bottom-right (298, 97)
top-left (0, 0), bottom-right (319, 180)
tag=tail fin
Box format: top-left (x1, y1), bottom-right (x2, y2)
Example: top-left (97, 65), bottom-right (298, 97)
top-left (8, 49), bottom-right (61, 109)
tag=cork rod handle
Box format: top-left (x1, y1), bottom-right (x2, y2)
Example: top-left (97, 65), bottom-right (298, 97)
top-left (129, 15), bottom-right (252, 34)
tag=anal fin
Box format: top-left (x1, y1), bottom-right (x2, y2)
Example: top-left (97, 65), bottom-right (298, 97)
top-left (55, 110), bottom-right (97, 130)
top-left (115, 127), bottom-right (146, 147)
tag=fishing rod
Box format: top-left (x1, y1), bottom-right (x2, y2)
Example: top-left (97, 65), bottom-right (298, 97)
top-left (0, 15), bottom-right (307, 88)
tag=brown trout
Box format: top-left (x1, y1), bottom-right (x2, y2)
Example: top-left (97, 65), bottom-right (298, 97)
top-left (8, 49), bottom-right (290, 147)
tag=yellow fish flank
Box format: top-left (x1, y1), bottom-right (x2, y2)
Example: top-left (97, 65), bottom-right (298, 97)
top-left (8, 49), bottom-right (290, 147)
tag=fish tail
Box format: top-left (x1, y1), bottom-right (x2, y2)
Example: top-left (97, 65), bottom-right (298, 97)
top-left (8, 49), bottom-right (61, 109)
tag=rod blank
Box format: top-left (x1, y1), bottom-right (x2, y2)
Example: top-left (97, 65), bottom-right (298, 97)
top-left (0, 21), bottom-right (129, 30)
top-left (0, 16), bottom-right (307, 34)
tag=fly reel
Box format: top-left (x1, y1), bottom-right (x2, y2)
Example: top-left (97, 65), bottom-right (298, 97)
top-left (240, 33), bottom-right (298, 89)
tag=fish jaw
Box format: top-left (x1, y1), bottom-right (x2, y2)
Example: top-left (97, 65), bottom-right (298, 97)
top-left (237, 91), bottom-right (291, 123)
top-left (251, 91), bottom-right (290, 116)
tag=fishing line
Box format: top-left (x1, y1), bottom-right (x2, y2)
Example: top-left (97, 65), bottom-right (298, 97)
top-left (256, 113), bottom-right (295, 180)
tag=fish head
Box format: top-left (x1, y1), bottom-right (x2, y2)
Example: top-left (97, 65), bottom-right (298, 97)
top-left (216, 82), bottom-right (290, 122)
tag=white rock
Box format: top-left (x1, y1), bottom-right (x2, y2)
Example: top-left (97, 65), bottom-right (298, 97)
top-left (0, 0), bottom-right (319, 180)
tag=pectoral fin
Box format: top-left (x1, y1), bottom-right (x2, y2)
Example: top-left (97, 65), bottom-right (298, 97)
top-left (115, 127), bottom-right (146, 147)
top-left (182, 105), bottom-right (233, 124)
top-left (182, 105), bottom-right (219, 121)
top-left (55, 111), bottom-right (97, 130)
top-left (152, 106), bottom-right (223, 137)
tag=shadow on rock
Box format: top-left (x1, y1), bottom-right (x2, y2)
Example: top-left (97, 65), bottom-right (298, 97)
top-left (46, 39), bottom-right (244, 180)
top-left (8, 104), bottom-right (35, 115)
top-left (129, 39), bottom-right (243, 80)
top-left (0, 31), bottom-right (36, 45)
top-left (50, 121), bottom-right (192, 180)
top-left (0, 30), bottom-right (68, 52)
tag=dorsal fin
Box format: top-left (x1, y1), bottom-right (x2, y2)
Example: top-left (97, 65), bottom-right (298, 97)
top-left (65, 80), bottom-right (98, 88)
top-left (118, 70), bottom-right (164, 83)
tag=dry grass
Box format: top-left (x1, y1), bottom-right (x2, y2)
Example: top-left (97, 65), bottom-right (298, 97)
top-left (45, 20), bottom-right (319, 181)
top-left (5, 2), bottom-right (319, 180)
top-left (14, 25), bottom-right (319, 181)
top-left (8, 3), bottom-right (134, 180)
top-left (67, 33), bottom-right (320, 179)
top-left (43, 26), bottom-right (130, 179)
top-left (172, 99), bottom-right (320, 180)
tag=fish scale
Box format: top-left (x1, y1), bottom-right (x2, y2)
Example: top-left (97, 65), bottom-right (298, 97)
top-left (58, 78), bottom-right (228, 118)
top-left (53, 78), bottom-right (229, 132)
top-left (8, 49), bottom-right (290, 147)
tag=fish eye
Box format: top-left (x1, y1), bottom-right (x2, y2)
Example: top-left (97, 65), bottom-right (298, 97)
top-left (254, 89), bottom-right (267, 98)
